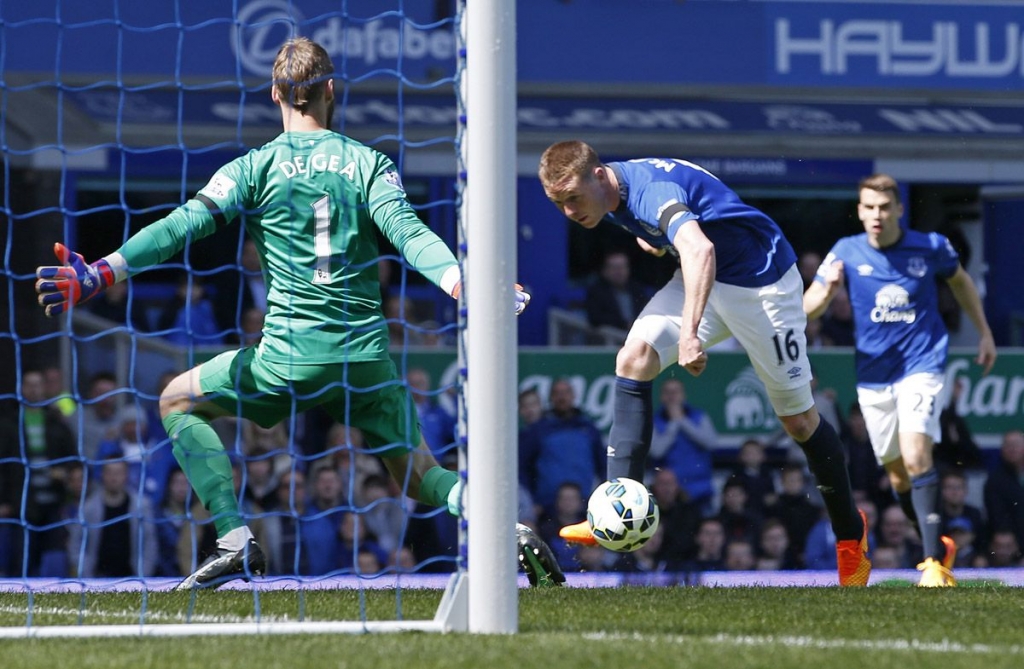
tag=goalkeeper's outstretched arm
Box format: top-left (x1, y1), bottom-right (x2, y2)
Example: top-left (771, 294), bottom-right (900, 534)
top-left (36, 197), bottom-right (222, 316)
top-left (373, 198), bottom-right (530, 315)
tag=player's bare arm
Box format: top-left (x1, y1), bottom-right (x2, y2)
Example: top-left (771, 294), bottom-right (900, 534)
top-left (636, 237), bottom-right (666, 257)
top-left (803, 260), bottom-right (844, 320)
top-left (673, 219), bottom-right (714, 376)
top-left (945, 266), bottom-right (997, 374)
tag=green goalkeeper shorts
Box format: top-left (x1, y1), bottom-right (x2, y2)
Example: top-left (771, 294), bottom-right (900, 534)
top-left (199, 347), bottom-right (422, 458)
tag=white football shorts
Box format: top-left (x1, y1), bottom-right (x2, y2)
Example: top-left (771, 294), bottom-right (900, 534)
top-left (626, 265), bottom-right (813, 417)
top-left (857, 372), bottom-right (946, 465)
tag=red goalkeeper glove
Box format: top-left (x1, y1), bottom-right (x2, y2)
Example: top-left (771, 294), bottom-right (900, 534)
top-left (35, 243), bottom-right (116, 317)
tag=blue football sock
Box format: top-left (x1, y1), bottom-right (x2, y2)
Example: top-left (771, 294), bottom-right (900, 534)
top-left (797, 417), bottom-right (861, 541)
top-left (606, 377), bottom-right (653, 482)
top-left (910, 468), bottom-right (942, 560)
top-left (896, 488), bottom-right (919, 531)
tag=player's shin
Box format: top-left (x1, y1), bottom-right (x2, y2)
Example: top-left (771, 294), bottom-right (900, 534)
top-left (606, 377), bottom-right (653, 481)
top-left (798, 418), bottom-right (862, 541)
top-left (910, 469), bottom-right (943, 560)
top-left (896, 488), bottom-right (920, 530)
top-left (163, 410), bottom-right (244, 537)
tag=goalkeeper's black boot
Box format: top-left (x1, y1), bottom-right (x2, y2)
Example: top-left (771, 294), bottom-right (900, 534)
top-left (174, 538), bottom-right (266, 591)
top-left (516, 523), bottom-right (565, 588)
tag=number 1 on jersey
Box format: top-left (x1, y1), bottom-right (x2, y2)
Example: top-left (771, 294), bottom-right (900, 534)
top-left (312, 194), bottom-right (332, 284)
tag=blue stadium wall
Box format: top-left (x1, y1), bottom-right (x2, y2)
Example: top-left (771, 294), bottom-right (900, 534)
top-left (2, 0), bottom-right (1023, 360)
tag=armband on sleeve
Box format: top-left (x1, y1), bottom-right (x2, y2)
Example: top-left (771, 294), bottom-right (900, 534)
top-left (658, 202), bottom-right (693, 243)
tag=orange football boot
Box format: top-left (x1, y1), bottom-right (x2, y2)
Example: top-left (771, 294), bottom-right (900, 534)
top-left (559, 520), bottom-right (598, 547)
top-left (917, 557), bottom-right (956, 587)
top-left (940, 534), bottom-right (957, 571)
top-left (836, 508), bottom-right (872, 587)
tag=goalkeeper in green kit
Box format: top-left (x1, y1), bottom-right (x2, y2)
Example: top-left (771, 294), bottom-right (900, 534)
top-left (36, 37), bottom-right (563, 589)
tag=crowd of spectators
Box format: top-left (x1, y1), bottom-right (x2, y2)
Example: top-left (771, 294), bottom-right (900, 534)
top-left (517, 377), bottom-right (1024, 576)
top-left (0, 365), bottom-right (465, 579)
top-left (2, 358), bottom-right (1023, 581)
top-left (572, 250), bottom-right (861, 351)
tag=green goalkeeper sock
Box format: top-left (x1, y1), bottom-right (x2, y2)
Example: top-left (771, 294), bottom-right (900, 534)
top-left (420, 466), bottom-right (460, 515)
top-left (163, 410), bottom-right (245, 537)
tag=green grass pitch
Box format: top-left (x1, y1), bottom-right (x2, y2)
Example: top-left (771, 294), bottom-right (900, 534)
top-left (1, 586), bottom-right (1023, 669)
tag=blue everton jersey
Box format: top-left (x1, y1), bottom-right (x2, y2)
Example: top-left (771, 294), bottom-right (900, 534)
top-left (819, 230), bottom-right (960, 386)
top-left (606, 159), bottom-right (797, 288)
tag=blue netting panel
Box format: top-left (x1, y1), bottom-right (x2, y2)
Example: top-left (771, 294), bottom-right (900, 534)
top-left (0, 0), bottom-right (464, 625)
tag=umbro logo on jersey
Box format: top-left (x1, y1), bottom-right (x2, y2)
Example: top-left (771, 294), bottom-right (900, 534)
top-left (606, 445), bottom-right (616, 458)
top-left (786, 366), bottom-right (802, 379)
top-left (857, 264), bottom-right (874, 276)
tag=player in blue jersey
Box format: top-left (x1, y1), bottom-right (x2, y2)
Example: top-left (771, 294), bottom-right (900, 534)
top-left (36, 37), bottom-right (563, 589)
top-left (539, 140), bottom-right (871, 586)
top-left (804, 173), bottom-right (996, 587)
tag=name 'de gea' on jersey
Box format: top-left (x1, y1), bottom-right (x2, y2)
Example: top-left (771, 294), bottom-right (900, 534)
top-left (277, 154), bottom-right (358, 180)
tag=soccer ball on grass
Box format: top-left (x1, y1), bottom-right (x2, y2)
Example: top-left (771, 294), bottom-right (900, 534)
top-left (586, 477), bottom-right (659, 552)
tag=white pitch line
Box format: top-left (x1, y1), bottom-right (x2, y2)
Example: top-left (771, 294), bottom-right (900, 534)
top-left (584, 632), bottom-right (1024, 656)
top-left (0, 603), bottom-right (298, 626)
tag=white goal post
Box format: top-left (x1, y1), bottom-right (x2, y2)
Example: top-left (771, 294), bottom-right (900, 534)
top-left (0, 0), bottom-right (517, 639)
top-left (462, 0), bottom-right (520, 636)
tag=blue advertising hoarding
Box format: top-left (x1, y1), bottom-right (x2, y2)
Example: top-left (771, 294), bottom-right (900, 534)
top-left (524, 0), bottom-right (1024, 91)
top-left (1, 0), bottom-right (455, 83)
top-left (2, 1), bottom-right (1023, 92)
top-left (62, 88), bottom-right (1024, 140)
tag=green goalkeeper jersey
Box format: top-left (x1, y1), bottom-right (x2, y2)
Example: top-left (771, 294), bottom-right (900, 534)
top-left (116, 130), bottom-right (458, 364)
